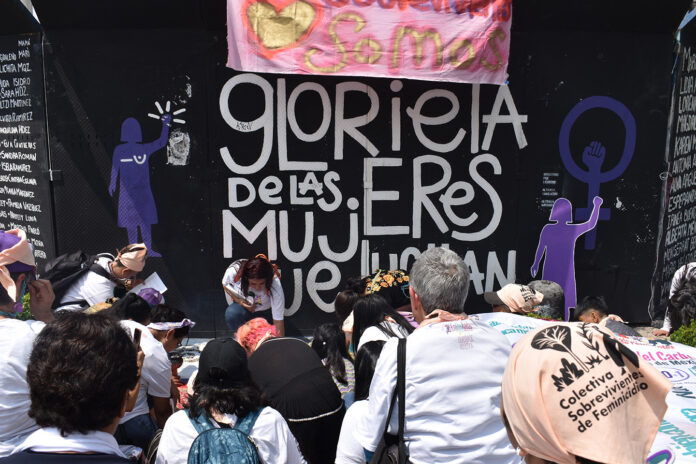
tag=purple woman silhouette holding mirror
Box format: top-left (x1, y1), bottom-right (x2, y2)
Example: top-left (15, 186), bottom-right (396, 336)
top-left (108, 113), bottom-right (171, 257)
top-left (531, 196), bottom-right (603, 321)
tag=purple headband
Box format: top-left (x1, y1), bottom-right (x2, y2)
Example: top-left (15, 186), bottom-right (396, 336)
top-left (0, 232), bottom-right (34, 273)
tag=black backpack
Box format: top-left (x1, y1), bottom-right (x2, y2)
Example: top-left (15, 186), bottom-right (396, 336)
top-left (41, 251), bottom-right (113, 308)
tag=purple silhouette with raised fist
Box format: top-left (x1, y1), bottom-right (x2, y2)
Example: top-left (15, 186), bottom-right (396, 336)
top-left (109, 114), bottom-right (171, 257)
top-left (572, 141), bottom-right (612, 249)
top-left (531, 196), bottom-right (603, 321)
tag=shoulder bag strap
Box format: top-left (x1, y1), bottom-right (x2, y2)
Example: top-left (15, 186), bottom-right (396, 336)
top-left (396, 337), bottom-right (407, 462)
top-left (89, 263), bottom-right (111, 279)
top-left (379, 352), bottom-right (399, 438)
top-left (234, 408), bottom-right (263, 435)
top-left (188, 412), bottom-right (216, 435)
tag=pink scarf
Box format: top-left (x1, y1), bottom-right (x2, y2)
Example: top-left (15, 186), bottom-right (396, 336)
top-left (502, 322), bottom-right (671, 464)
top-left (117, 244), bottom-right (147, 271)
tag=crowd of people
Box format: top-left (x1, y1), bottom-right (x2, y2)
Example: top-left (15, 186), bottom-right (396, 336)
top-left (0, 226), bottom-right (692, 463)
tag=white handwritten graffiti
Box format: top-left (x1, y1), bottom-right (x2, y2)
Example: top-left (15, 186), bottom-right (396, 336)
top-left (218, 74), bottom-right (528, 315)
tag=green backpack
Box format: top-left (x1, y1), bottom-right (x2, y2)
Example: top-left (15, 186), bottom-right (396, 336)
top-left (187, 408), bottom-right (262, 464)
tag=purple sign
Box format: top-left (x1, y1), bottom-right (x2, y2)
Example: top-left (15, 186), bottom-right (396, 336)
top-left (558, 96), bottom-right (636, 250)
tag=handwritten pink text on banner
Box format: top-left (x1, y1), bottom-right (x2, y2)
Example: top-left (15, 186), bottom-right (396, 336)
top-left (227, 0), bottom-right (512, 83)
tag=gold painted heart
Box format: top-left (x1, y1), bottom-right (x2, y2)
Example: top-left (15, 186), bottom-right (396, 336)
top-left (244, 0), bottom-right (321, 56)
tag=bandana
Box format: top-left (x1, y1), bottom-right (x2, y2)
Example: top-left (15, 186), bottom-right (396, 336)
top-left (0, 229), bottom-right (36, 304)
top-left (147, 318), bottom-right (196, 331)
top-left (364, 269), bottom-right (410, 309)
top-left (117, 244), bottom-right (147, 272)
top-left (502, 322), bottom-right (671, 464)
top-left (484, 283), bottom-right (543, 314)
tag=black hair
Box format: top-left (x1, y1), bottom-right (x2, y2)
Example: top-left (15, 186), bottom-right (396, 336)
top-left (150, 303), bottom-right (190, 338)
top-left (334, 276), bottom-right (367, 325)
top-left (189, 381), bottom-right (264, 421)
top-left (574, 295), bottom-right (609, 320)
top-left (105, 292), bottom-right (151, 324)
top-left (0, 271), bottom-right (22, 306)
top-left (27, 311), bottom-right (138, 436)
top-left (668, 277), bottom-right (696, 331)
top-left (354, 341), bottom-right (385, 401)
top-left (311, 323), bottom-right (353, 385)
top-left (352, 293), bottom-right (414, 353)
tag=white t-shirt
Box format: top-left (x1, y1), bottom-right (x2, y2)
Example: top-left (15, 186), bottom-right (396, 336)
top-left (470, 312), bottom-right (549, 346)
top-left (356, 320), bottom-right (409, 351)
top-left (221, 263), bottom-right (285, 321)
top-left (0, 318), bottom-right (44, 457)
top-left (355, 319), bottom-right (519, 464)
top-left (119, 320), bottom-right (172, 423)
top-left (58, 257), bottom-right (116, 311)
top-left (156, 407), bottom-right (306, 464)
top-left (336, 400), bottom-right (369, 464)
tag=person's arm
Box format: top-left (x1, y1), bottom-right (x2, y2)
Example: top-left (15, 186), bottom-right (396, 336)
top-left (27, 279), bottom-right (55, 323)
top-left (576, 196), bottom-right (603, 234)
top-left (670, 265), bottom-right (689, 299)
top-left (143, 347), bottom-right (175, 427)
top-left (530, 230), bottom-right (547, 278)
top-left (126, 349), bottom-right (145, 412)
top-left (270, 278), bottom-right (285, 336)
top-left (152, 396), bottom-right (173, 428)
top-left (141, 114), bottom-right (172, 153)
top-left (170, 378), bottom-right (181, 404)
top-left (108, 150), bottom-right (119, 197)
top-left (273, 319), bottom-right (285, 337)
top-left (354, 339), bottom-right (398, 454)
top-left (654, 310), bottom-right (671, 336)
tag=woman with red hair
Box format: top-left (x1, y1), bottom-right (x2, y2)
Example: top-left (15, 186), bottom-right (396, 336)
top-left (236, 318), bottom-right (278, 356)
top-left (222, 255), bottom-right (285, 336)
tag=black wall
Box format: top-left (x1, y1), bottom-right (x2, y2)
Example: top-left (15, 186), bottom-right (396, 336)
top-left (2, 0), bottom-right (686, 336)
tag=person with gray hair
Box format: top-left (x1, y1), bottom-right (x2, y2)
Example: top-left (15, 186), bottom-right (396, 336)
top-left (408, 246), bottom-right (469, 317)
top-left (355, 247), bottom-right (518, 464)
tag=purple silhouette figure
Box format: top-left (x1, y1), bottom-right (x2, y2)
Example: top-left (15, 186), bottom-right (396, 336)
top-left (530, 196), bottom-right (603, 321)
top-left (108, 114), bottom-right (171, 257)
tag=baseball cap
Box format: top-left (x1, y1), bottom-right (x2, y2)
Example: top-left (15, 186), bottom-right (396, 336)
top-left (196, 338), bottom-right (249, 389)
top-left (484, 283), bottom-right (543, 314)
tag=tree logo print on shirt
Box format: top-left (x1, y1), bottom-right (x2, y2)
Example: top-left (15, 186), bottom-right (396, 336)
top-left (531, 324), bottom-right (640, 392)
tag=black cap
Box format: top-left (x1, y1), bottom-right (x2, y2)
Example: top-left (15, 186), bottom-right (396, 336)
top-left (197, 338), bottom-right (249, 389)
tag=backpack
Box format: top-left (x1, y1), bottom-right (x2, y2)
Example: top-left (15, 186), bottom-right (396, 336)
top-left (187, 408), bottom-right (262, 464)
top-left (41, 251), bottom-right (113, 308)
